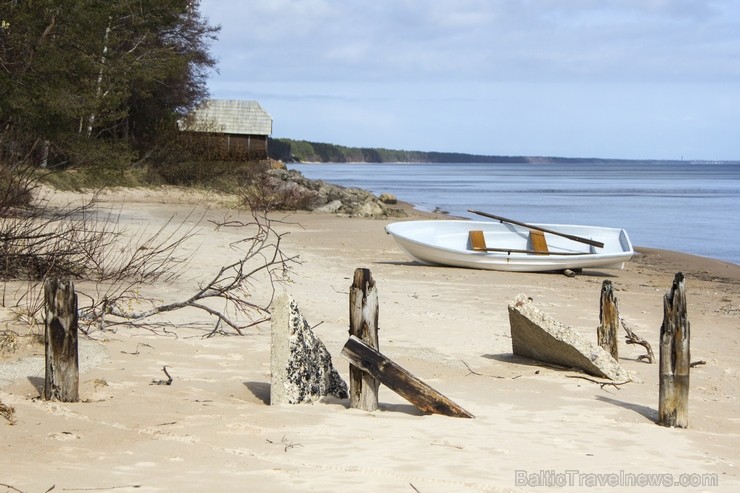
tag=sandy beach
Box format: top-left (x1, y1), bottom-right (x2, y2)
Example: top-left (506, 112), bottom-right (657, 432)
top-left (1, 188), bottom-right (738, 492)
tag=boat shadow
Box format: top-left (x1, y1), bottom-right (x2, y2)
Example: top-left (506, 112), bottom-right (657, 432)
top-left (372, 260), bottom-right (623, 277)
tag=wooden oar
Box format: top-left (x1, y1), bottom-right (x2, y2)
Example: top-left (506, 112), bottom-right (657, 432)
top-left (467, 210), bottom-right (605, 249)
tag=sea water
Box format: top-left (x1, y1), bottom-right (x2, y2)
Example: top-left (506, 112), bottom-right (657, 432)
top-left (291, 162), bottom-right (740, 264)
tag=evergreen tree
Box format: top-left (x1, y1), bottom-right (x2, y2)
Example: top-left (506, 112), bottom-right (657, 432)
top-left (0, 0), bottom-right (219, 168)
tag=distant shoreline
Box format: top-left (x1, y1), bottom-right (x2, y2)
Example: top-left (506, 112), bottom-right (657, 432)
top-left (269, 137), bottom-right (740, 165)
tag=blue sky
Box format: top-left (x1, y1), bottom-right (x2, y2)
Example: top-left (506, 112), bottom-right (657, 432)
top-left (199, 0), bottom-right (740, 160)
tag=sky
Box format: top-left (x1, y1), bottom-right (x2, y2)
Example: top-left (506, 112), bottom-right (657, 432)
top-left (198, 0), bottom-right (740, 161)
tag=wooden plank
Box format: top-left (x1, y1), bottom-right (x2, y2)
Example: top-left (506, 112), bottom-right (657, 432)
top-left (658, 272), bottom-right (690, 428)
top-left (348, 268), bottom-right (379, 411)
top-left (341, 336), bottom-right (474, 418)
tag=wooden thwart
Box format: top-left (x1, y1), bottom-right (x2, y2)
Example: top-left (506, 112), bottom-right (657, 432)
top-left (341, 336), bottom-right (474, 418)
top-left (529, 230), bottom-right (549, 255)
top-left (468, 230), bottom-right (583, 256)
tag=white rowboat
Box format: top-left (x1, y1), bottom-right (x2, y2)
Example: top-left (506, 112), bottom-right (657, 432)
top-left (384, 219), bottom-right (634, 272)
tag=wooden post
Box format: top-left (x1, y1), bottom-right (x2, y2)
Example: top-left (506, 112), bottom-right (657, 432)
top-left (658, 273), bottom-right (690, 428)
top-left (342, 336), bottom-right (473, 418)
top-left (349, 268), bottom-right (379, 411)
top-left (598, 280), bottom-right (619, 359)
top-left (44, 278), bottom-right (79, 402)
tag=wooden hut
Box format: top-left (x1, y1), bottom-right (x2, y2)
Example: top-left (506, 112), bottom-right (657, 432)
top-left (181, 99), bottom-right (273, 160)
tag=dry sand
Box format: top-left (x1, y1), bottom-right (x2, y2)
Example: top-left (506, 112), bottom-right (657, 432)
top-left (1, 188), bottom-right (738, 492)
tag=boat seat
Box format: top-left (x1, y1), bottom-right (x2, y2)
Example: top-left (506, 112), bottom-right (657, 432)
top-left (468, 230), bottom-right (487, 251)
top-left (529, 230), bottom-right (549, 254)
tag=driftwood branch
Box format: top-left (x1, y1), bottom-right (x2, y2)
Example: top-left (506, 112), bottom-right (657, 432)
top-left (620, 317), bottom-right (655, 363)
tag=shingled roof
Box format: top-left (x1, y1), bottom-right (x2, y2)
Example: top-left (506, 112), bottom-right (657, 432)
top-left (183, 99), bottom-right (272, 136)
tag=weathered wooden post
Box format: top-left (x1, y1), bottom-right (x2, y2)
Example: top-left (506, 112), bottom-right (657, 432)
top-left (348, 268), bottom-right (379, 411)
top-left (658, 272), bottom-right (690, 428)
top-left (44, 278), bottom-right (79, 402)
top-left (598, 280), bottom-right (619, 359)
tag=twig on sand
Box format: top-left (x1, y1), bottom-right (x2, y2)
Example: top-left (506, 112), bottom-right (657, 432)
top-left (565, 375), bottom-right (632, 390)
top-left (410, 484), bottom-right (422, 493)
top-left (150, 366), bottom-right (173, 386)
top-left (60, 485), bottom-right (141, 491)
top-left (0, 400), bottom-right (16, 425)
top-left (266, 435), bottom-right (303, 452)
top-left (690, 360), bottom-right (707, 368)
top-left (0, 483), bottom-right (25, 493)
top-left (120, 343), bottom-right (154, 355)
top-left (461, 360), bottom-right (512, 379)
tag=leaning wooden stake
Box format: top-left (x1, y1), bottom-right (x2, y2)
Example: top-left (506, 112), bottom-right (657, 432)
top-left (348, 268), bottom-right (380, 411)
top-left (658, 272), bottom-right (690, 428)
top-left (342, 336), bottom-right (474, 418)
top-left (598, 280), bottom-right (619, 359)
top-left (44, 278), bottom-right (79, 402)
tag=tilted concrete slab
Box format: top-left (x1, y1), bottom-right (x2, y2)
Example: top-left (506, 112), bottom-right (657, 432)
top-left (508, 294), bottom-right (635, 381)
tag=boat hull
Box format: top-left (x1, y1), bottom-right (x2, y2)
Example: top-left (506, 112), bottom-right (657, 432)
top-left (385, 220), bottom-right (634, 272)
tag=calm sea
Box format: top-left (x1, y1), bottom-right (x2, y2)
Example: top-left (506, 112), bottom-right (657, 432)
top-left (291, 162), bottom-right (740, 265)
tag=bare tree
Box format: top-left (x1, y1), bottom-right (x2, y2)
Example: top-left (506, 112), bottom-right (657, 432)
top-left (81, 210), bottom-right (298, 336)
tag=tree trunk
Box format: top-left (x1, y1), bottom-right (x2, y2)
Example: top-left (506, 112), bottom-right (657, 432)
top-left (348, 268), bottom-right (380, 411)
top-left (342, 336), bottom-right (473, 418)
top-left (598, 280), bottom-right (619, 359)
top-left (658, 273), bottom-right (690, 428)
top-left (44, 278), bottom-right (79, 402)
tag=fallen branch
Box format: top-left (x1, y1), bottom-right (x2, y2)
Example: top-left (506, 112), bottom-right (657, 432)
top-left (690, 360), bottom-right (706, 368)
top-left (620, 317), bottom-right (655, 363)
top-left (84, 211), bottom-right (298, 336)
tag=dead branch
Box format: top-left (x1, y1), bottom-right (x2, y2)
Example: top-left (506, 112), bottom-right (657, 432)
top-left (620, 317), bottom-right (655, 363)
top-left (690, 360), bottom-right (706, 368)
top-left (96, 211), bottom-right (298, 335)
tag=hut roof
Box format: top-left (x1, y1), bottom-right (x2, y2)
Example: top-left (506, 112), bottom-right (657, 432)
top-left (183, 99), bottom-right (272, 135)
